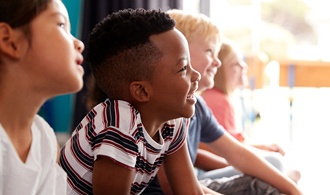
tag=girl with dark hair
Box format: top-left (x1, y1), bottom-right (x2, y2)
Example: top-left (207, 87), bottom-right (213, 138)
top-left (0, 0), bottom-right (84, 194)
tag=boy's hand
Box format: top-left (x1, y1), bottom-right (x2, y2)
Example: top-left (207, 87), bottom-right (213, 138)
top-left (252, 143), bottom-right (286, 156)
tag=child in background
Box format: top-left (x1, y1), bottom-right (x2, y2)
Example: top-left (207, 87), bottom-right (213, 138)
top-left (202, 38), bottom-right (249, 142)
top-left (201, 38), bottom-right (301, 182)
top-left (60, 8), bottom-right (205, 195)
top-left (0, 0), bottom-right (84, 194)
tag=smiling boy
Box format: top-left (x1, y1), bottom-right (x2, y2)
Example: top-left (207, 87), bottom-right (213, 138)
top-left (60, 8), bottom-right (205, 195)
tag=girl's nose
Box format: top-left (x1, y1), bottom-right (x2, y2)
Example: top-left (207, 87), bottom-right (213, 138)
top-left (75, 38), bottom-right (85, 53)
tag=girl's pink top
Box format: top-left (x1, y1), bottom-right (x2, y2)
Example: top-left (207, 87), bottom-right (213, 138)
top-left (202, 88), bottom-right (245, 142)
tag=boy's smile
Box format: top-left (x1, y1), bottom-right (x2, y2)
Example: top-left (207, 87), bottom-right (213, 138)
top-left (148, 28), bottom-right (201, 121)
top-left (188, 35), bottom-right (221, 92)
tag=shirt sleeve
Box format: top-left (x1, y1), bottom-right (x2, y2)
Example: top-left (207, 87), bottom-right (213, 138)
top-left (197, 96), bottom-right (225, 143)
top-left (92, 127), bottom-right (138, 170)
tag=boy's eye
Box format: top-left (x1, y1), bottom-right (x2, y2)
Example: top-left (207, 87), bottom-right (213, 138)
top-left (179, 66), bottom-right (187, 72)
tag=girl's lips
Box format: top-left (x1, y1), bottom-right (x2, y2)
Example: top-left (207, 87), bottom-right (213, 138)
top-left (76, 55), bottom-right (84, 65)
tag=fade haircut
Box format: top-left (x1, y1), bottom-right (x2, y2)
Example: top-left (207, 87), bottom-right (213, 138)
top-left (87, 8), bottom-right (175, 100)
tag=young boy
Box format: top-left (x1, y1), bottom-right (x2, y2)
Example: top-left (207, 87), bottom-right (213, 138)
top-left (60, 8), bottom-right (205, 195)
top-left (143, 9), bottom-right (303, 195)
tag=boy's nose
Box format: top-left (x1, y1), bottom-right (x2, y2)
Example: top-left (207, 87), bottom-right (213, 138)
top-left (193, 69), bottom-right (201, 82)
top-left (214, 57), bottom-right (221, 68)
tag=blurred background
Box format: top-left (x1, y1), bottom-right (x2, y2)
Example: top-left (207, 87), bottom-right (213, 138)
top-left (42, 0), bottom-right (329, 193)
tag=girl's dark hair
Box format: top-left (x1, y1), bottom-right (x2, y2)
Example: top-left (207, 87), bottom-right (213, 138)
top-left (0, 0), bottom-right (51, 28)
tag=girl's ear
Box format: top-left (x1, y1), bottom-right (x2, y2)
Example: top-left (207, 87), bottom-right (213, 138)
top-left (0, 23), bottom-right (23, 59)
top-left (130, 81), bottom-right (151, 102)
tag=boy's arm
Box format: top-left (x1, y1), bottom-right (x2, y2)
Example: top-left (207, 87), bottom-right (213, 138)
top-left (93, 155), bottom-right (134, 195)
top-left (194, 148), bottom-right (229, 171)
top-left (161, 141), bottom-right (204, 195)
top-left (207, 133), bottom-right (303, 195)
top-left (157, 142), bottom-right (223, 195)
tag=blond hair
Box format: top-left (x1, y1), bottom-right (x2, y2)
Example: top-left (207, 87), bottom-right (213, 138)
top-left (167, 9), bottom-right (221, 43)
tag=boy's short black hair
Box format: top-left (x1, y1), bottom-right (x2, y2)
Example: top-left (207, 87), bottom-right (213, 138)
top-left (87, 8), bottom-right (175, 100)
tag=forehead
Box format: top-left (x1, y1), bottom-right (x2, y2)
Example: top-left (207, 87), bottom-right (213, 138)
top-left (223, 50), bottom-right (237, 63)
top-left (150, 28), bottom-right (188, 52)
top-left (189, 34), bottom-right (221, 50)
top-left (42, 0), bottom-right (69, 19)
top-left (29, 0), bottom-right (71, 33)
top-left (149, 28), bottom-right (189, 68)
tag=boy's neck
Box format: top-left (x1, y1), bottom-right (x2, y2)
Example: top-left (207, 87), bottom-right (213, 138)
top-left (138, 110), bottom-right (164, 143)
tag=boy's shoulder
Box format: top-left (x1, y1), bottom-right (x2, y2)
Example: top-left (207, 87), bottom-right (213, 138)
top-left (85, 100), bottom-right (186, 139)
top-left (87, 99), bottom-right (139, 130)
top-left (92, 99), bottom-right (134, 113)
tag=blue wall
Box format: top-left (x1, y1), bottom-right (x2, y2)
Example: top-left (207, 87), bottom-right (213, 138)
top-left (38, 0), bottom-right (83, 132)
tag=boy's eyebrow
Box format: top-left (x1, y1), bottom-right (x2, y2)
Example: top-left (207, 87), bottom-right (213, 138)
top-left (177, 57), bottom-right (188, 65)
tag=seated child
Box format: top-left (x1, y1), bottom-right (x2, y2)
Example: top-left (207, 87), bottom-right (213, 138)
top-left (60, 8), bottom-right (206, 195)
top-left (0, 0), bottom-right (84, 194)
top-left (201, 38), bottom-right (300, 183)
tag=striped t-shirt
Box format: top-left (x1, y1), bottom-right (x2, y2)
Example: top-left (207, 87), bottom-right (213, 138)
top-left (60, 99), bottom-right (187, 194)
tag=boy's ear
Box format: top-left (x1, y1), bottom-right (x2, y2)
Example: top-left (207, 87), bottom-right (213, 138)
top-left (0, 23), bottom-right (22, 59)
top-left (130, 81), bottom-right (151, 102)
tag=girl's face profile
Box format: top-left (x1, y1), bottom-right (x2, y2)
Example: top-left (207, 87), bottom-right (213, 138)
top-left (20, 0), bottom-right (85, 97)
top-left (222, 49), bottom-right (248, 91)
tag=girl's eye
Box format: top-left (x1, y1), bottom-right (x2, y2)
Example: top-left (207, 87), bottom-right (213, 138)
top-left (58, 23), bottom-right (65, 28)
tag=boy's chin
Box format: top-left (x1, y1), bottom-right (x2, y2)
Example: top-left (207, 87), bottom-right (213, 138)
top-left (183, 108), bottom-right (195, 118)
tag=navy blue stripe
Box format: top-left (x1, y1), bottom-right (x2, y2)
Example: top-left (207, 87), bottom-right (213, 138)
top-left (131, 179), bottom-right (151, 194)
top-left (162, 124), bottom-right (175, 140)
top-left (60, 148), bottom-right (93, 194)
top-left (92, 129), bottom-right (138, 153)
top-left (135, 154), bottom-right (165, 174)
top-left (86, 109), bottom-right (96, 120)
top-left (105, 99), bottom-right (117, 127)
top-left (71, 135), bottom-right (94, 167)
top-left (168, 120), bottom-right (185, 152)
